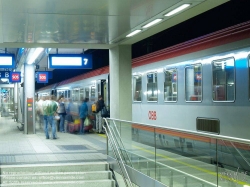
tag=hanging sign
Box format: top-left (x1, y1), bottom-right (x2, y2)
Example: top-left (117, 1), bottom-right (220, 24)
top-left (9, 72), bottom-right (21, 83)
top-left (36, 72), bottom-right (48, 83)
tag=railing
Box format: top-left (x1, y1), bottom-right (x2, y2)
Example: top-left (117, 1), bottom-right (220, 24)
top-left (103, 118), bottom-right (134, 187)
top-left (104, 118), bottom-right (250, 187)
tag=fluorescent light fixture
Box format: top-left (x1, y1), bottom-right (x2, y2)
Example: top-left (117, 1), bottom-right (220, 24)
top-left (126, 30), bottom-right (142, 37)
top-left (27, 48), bottom-right (44, 64)
top-left (51, 57), bottom-right (82, 66)
top-left (165, 4), bottom-right (191, 16)
top-left (142, 19), bottom-right (162, 28)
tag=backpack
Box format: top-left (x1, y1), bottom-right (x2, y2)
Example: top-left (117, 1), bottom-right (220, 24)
top-left (91, 101), bottom-right (99, 113)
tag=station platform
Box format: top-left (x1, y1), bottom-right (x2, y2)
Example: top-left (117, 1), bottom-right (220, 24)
top-left (0, 115), bottom-right (107, 165)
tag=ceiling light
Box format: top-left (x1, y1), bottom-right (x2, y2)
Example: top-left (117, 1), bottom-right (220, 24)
top-left (165, 4), bottom-right (191, 17)
top-left (126, 30), bottom-right (142, 37)
top-left (142, 19), bottom-right (162, 29)
top-left (27, 48), bottom-right (44, 65)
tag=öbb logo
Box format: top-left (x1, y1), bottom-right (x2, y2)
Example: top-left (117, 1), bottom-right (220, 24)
top-left (12, 74), bottom-right (19, 81)
top-left (148, 111), bottom-right (157, 120)
top-left (39, 74), bottom-right (47, 81)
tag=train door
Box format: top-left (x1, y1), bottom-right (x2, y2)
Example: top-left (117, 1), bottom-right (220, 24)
top-left (96, 79), bottom-right (109, 107)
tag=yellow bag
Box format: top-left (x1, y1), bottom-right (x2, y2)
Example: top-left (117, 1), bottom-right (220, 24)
top-left (74, 119), bottom-right (80, 124)
top-left (91, 102), bottom-right (98, 113)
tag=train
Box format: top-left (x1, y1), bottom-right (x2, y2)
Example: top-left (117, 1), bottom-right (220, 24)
top-left (36, 21), bottom-right (250, 173)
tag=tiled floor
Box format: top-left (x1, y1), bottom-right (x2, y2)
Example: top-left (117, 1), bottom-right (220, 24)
top-left (0, 115), bottom-right (107, 165)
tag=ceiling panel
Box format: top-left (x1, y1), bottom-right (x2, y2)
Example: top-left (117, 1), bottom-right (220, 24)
top-left (0, 0), bottom-right (228, 47)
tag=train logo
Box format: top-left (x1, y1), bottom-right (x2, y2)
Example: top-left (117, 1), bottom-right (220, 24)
top-left (39, 74), bottom-right (47, 81)
top-left (12, 73), bottom-right (19, 81)
top-left (10, 72), bottom-right (21, 82)
top-left (148, 111), bottom-right (157, 120)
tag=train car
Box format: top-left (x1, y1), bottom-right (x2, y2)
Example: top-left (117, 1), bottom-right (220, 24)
top-left (36, 21), bottom-right (250, 172)
top-left (37, 67), bottom-right (110, 117)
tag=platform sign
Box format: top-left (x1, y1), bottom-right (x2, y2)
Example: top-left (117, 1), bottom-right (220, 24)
top-left (9, 72), bottom-right (21, 83)
top-left (35, 71), bottom-right (52, 80)
top-left (0, 71), bottom-right (10, 78)
top-left (0, 54), bottom-right (15, 68)
top-left (48, 54), bottom-right (92, 69)
top-left (36, 72), bottom-right (48, 83)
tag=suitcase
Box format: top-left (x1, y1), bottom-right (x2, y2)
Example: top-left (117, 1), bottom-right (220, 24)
top-left (84, 124), bottom-right (93, 132)
top-left (68, 122), bottom-right (80, 133)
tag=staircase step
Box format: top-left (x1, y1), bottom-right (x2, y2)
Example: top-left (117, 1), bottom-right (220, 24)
top-left (1, 171), bottom-right (111, 183)
top-left (0, 179), bottom-right (115, 187)
top-left (0, 162), bottom-right (108, 174)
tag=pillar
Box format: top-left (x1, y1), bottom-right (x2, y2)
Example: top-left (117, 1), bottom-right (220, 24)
top-left (109, 45), bottom-right (132, 120)
top-left (24, 64), bottom-right (35, 134)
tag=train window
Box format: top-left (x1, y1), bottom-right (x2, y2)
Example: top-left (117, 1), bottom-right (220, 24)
top-left (185, 64), bottom-right (202, 102)
top-left (80, 88), bottom-right (84, 100)
top-left (64, 91), bottom-right (67, 98)
top-left (212, 58), bottom-right (235, 101)
top-left (85, 87), bottom-right (89, 99)
top-left (164, 69), bottom-right (177, 102)
top-left (90, 86), bottom-right (95, 99)
top-left (72, 88), bottom-right (80, 101)
top-left (68, 90), bottom-right (71, 98)
top-left (147, 72), bottom-right (158, 102)
top-left (133, 74), bottom-right (142, 102)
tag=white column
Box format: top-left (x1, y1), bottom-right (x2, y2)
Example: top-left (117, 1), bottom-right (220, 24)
top-left (24, 64), bottom-right (35, 134)
top-left (109, 45), bottom-right (132, 121)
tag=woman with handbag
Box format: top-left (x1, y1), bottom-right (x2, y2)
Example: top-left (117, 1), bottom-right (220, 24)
top-left (79, 98), bottom-right (89, 134)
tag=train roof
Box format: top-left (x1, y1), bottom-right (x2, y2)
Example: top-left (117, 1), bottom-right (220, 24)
top-left (132, 20), bottom-right (250, 67)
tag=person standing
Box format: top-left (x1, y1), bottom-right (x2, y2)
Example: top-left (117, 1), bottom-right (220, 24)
top-left (36, 96), bottom-right (44, 129)
top-left (57, 97), bottom-right (66, 132)
top-left (43, 95), bottom-right (58, 139)
top-left (96, 95), bottom-right (105, 134)
top-left (79, 98), bottom-right (89, 134)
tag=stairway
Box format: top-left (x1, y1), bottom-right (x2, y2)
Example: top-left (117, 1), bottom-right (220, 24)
top-left (0, 162), bottom-right (115, 187)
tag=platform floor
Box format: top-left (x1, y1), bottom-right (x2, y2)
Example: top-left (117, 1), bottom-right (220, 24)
top-left (0, 115), bottom-right (107, 165)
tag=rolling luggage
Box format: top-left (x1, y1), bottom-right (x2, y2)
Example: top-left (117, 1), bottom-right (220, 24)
top-left (68, 119), bottom-right (80, 133)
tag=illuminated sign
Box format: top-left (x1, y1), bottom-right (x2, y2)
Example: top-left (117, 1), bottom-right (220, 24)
top-left (0, 71), bottom-right (10, 78)
top-left (48, 54), bottom-right (92, 69)
top-left (0, 54), bottom-right (15, 68)
top-left (35, 71), bottom-right (52, 79)
top-left (10, 72), bottom-right (21, 83)
top-left (37, 72), bottom-right (48, 83)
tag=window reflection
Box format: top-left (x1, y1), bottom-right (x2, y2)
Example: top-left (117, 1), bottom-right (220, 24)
top-left (164, 69), bottom-right (177, 101)
top-left (212, 58), bottom-right (235, 101)
top-left (185, 64), bottom-right (202, 101)
top-left (147, 72), bottom-right (158, 101)
top-left (133, 75), bottom-right (142, 101)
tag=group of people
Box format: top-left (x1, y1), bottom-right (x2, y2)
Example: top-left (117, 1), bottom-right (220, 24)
top-left (36, 94), bottom-right (106, 139)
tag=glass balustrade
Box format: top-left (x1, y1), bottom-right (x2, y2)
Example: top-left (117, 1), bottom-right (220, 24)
top-left (105, 118), bottom-right (250, 187)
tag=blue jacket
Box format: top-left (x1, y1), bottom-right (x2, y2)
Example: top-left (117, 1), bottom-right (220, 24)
top-left (79, 102), bottom-right (88, 118)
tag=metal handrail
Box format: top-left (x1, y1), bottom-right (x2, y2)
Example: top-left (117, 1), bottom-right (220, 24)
top-left (111, 120), bottom-right (134, 168)
top-left (103, 118), bottom-right (134, 187)
top-left (108, 118), bottom-right (250, 145)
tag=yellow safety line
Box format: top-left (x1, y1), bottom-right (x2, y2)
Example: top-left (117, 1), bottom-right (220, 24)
top-left (132, 145), bottom-right (250, 186)
top-left (97, 133), bottom-right (106, 138)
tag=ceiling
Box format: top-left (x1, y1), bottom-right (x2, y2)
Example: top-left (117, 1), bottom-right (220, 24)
top-left (0, 0), bottom-right (228, 71)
